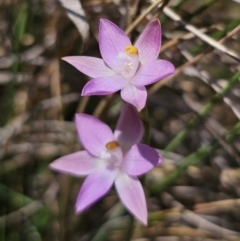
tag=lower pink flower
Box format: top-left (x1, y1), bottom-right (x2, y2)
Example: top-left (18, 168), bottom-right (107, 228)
top-left (50, 104), bottom-right (162, 225)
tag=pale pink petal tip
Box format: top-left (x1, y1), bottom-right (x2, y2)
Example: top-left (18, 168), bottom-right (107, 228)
top-left (135, 19), bottom-right (161, 64)
top-left (81, 75), bottom-right (127, 96)
top-left (50, 151), bottom-right (95, 177)
top-left (75, 113), bottom-right (114, 157)
top-left (62, 56), bottom-right (113, 78)
top-left (75, 168), bottom-right (117, 213)
top-left (122, 144), bottom-right (159, 176)
top-left (132, 60), bottom-right (175, 86)
top-left (115, 172), bottom-right (148, 225)
top-left (99, 19), bottom-right (131, 70)
top-left (121, 84), bottom-right (147, 112)
top-left (114, 103), bottom-right (143, 153)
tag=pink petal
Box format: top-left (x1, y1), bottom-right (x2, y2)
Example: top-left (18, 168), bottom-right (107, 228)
top-left (122, 144), bottom-right (161, 176)
top-left (114, 104), bottom-right (143, 153)
top-left (121, 83), bottom-right (147, 111)
top-left (75, 114), bottom-right (114, 157)
top-left (62, 56), bottom-right (114, 78)
top-left (99, 19), bottom-right (131, 70)
top-left (50, 151), bottom-right (96, 177)
top-left (76, 168), bottom-right (118, 213)
top-left (134, 19), bottom-right (161, 64)
top-left (82, 75), bottom-right (127, 96)
top-left (131, 59), bottom-right (175, 86)
top-left (115, 171), bottom-right (147, 225)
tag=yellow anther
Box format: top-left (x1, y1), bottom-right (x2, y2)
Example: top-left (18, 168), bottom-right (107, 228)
top-left (125, 45), bottom-right (138, 55)
top-left (106, 141), bottom-right (119, 150)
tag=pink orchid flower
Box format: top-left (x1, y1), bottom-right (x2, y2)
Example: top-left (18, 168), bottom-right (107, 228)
top-left (50, 104), bottom-right (162, 225)
top-left (62, 19), bottom-right (175, 111)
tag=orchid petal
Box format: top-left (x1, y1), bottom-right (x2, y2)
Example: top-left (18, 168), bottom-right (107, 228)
top-left (121, 83), bottom-right (147, 111)
top-left (82, 75), bottom-right (128, 96)
top-left (75, 114), bottom-right (114, 157)
top-left (135, 19), bottom-right (161, 64)
top-left (50, 151), bottom-right (96, 177)
top-left (76, 168), bottom-right (118, 213)
top-left (115, 171), bottom-right (147, 225)
top-left (62, 56), bottom-right (114, 78)
top-left (99, 19), bottom-right (131, 70)
top-left (132, 59), bottom-right (175, 86)
top-left (114, 104), bottom-right (143, 153)
top-left (122, 144), bottom-right (160, 176)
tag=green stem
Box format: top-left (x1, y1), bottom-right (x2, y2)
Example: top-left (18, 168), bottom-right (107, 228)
top-left (140, 105), bottom-right (150, 145)
top-left (125, 215), bottom-right (134, 241)
top-left (92, 216), bottom-right (131, 241)
top-left (164, 71), bottom-right (240, 154)
top-left (2, 2), bottom-right (28, 125)
top-left (150, 121), bottom-right (240, 194)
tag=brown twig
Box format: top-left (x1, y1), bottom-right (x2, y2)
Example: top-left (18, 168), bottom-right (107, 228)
top-left (125, 0), bottom-right (164, 35)
top-left (163, 7), bottom-right (240, 62)
top-left (148, 22), bottom-right (240, 95)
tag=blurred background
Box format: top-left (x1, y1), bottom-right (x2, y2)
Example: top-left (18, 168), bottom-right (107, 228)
top-left (0, 0), bottom-right (240, 240)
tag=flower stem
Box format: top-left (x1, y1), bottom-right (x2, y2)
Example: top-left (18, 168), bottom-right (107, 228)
top-left (164, 70), bottom-right (240, 154)
top-left (140, 105), bottom-right (150, 145)
top-left (125, 215), bottom-right (134, 241)
top-left (150, 121), bottom-right (240, 194)
top-left (139, 105), bottom-right (150, 189)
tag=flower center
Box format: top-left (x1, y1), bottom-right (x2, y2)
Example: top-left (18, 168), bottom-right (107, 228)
top-left (105, 140), bottom-right (119, 150)
top-left (125, 45), bottom-right (138, 55)
top-left (115, 45), bottom-right (139, 79)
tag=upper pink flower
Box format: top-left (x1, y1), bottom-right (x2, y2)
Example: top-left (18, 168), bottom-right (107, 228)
top-left (50, 104), bottom-right (162, 225)
top-left (63, 19), bottom-right (175, 111)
